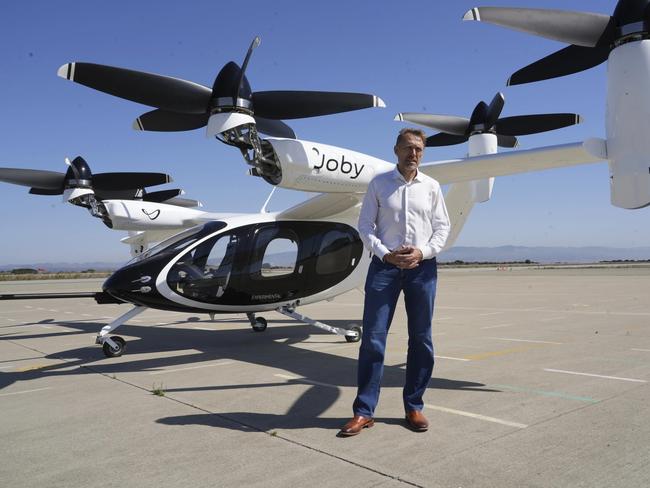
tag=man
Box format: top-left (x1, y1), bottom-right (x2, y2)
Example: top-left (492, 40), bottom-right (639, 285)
top-left (339, 128), bottom-right (450, 436)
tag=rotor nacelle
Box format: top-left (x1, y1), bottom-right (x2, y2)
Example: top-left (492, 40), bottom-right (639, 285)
top-left (606, 40), bottom-right (650, 209)
top-left (102, 200), bottom-right (209, 231)
top-left (265, 139), bottom-right (394, 193)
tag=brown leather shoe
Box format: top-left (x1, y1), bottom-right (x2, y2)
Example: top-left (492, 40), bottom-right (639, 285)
top-left (405, 410), bottom-right (429, 432)
top-left (338, 415), bottom-right (375, 437)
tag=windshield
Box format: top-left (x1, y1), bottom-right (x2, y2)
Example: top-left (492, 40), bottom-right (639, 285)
top-left (128, 221), bottom-right (227, 264)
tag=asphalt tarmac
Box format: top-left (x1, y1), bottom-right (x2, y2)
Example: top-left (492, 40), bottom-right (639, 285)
top-left (1, 266), bottom-right (649, 488)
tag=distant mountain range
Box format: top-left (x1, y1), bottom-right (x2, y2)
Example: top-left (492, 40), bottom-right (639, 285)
top-left (439, 246), bottom-right (650, 264)
top-left (3, 246), bottom-right (648, 272)
top-left (265, 246), bottom-right (650, 266)
top-left (0, 261), bottom-right (126, 272)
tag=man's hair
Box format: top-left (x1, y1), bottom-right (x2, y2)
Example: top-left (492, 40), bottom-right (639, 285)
top-left (396, 128), bottom-right (427, 147)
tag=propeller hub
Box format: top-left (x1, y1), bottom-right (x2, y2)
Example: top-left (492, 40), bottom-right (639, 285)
top-left (64, 178), bottom-right (93, 189)
top-left (210, 97), bottom-right (254, 115)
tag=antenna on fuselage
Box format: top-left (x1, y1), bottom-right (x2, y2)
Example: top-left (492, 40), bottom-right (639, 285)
top-left (260, 186), bottom-right (276, 213)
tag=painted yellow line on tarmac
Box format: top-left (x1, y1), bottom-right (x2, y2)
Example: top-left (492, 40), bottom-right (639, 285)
top-left (16, 364), bottom-right (62, 372)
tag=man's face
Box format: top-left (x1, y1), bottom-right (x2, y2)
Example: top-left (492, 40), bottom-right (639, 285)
top-left (394, 133), bottom-right (425, 175)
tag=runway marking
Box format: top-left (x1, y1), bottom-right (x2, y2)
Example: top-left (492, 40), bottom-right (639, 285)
top-left (192, 327), bottom-right (214, 331)
top-left (294, 343), bottom-right (350, 353)
top-left (481, 323), bottom-right (514, 330)
top-left (538, 316), bottom-right (567, 322)
top-left (424, 404), bottom-right (527, 429)
top-left (544, 369), bottom-right (647, 383)
top-left (477, 311), bottom-right (506, 317)
top-left (631, 348), bottom-right (650, 352)
top-left (489, 337), bottom-right (563, 345)
top-left (464, 345), bottom-right (545, 361)
top-left (0, 387), bottom-right (53, 397)
top-left (436, 355), bottom-right (471, 362)
top-left (434, 316), bottom-right (453, 321)
top-left (437, 305), bottom-right (650, 317)
top-left (493, 384), bottom-right (599, 404)
top-left (275, 373), bottom-right (338, 389)
top-left (148, 361), bottom-right (235, 375)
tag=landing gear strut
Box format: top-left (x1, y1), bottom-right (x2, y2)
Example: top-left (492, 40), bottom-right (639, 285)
top-left (95, 305), bottom-right (147, 357)
top-left (276, 305), bottom-right (361, 342)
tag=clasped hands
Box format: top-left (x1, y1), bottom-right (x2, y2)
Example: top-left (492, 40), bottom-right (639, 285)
top-left (383, 246), bottom-right (423, 269)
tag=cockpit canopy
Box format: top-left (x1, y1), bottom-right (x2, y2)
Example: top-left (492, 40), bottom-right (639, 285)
top-left (167, 220), bottom-right (363, 306)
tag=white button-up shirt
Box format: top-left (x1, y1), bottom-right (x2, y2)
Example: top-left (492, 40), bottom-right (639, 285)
top-left (358, 168), bottom-right (450, 260)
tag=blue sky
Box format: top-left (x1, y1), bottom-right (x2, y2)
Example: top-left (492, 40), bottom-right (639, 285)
top-left (0, 0), bottom-right (647, 265)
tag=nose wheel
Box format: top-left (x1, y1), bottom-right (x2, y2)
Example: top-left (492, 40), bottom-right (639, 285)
top-left (102, 336), bottom-right (126, 357)
top-left (95, 305), bottom-right (146, 358)
top-left (247, 313), bottom-right (268, 332)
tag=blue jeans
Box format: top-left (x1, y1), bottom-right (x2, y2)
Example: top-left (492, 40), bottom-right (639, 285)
top-left (353, 256), bottom-right (437, 417)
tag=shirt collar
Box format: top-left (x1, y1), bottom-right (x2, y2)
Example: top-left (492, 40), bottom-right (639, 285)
top-left (393, 166), bottom-right (422, 183)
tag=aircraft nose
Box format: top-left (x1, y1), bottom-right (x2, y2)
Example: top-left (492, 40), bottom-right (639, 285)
top-left (103, 268), bottom-right (154, 303)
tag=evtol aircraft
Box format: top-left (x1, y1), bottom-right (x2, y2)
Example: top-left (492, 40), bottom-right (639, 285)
top-left (2, 0), bottom-right (648, 358)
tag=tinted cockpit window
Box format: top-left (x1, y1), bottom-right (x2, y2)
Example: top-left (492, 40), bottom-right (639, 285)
top-left (316, 230), bottom-right (354, 275)
top-left (250, 227), bottom-right (299, 280)
top-left (133, 221), bottom-right (227, 262)
top-left (260, 237), bottom-right (298, 277)
top-left (168, 231), bottom-right (238, 300)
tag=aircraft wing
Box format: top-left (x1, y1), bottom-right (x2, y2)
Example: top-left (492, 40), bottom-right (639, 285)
top-left (420, 138), bottom-right (607, 184)
top-left (278, 192), bottom-right (363, 220)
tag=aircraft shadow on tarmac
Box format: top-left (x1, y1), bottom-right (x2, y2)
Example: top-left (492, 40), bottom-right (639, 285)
top-left (1, 313), bottom-right (498, 431)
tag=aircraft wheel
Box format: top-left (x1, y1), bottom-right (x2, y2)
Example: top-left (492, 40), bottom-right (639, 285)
top-left (252, 317), bottom-right (268, 332)
top-left (345, 325), bottom-right (362, 343)
top-left (102, 336), bottom-right (126, 358)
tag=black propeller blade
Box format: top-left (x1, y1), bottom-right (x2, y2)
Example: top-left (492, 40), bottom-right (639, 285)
top-left (251, 91), bottom-right (385, 120)
top-left (0, 157), bottom-right (171, 195)
top-left (507, 45), bottom-right (611, 86)
top-left (134, 110), bottom-right (209, 132)
top-left (463, 0), bottom-right (649, 85)
top-left (463, 7), bottom-right (614, 47)
top-left (57, 63), bottom-right (212, 113)
top-left (396, 92), bottom-right (582, 148)
top-left (142, 189), bottom-right (201, 208)
top-left (0, 168), bottom-right (65, 190)
top-left (92, 172), bottom-right (170, 191)
top-left (496, 113), bottom-right (582, 136)
top-left (425, 133), bottom-right (470, 147)
top-left (133, 109), bottom-right (296, 138)
top-left (142, 189), bottom-right (183, 203)
top-left (59, 36), bottom-right (385, 134)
